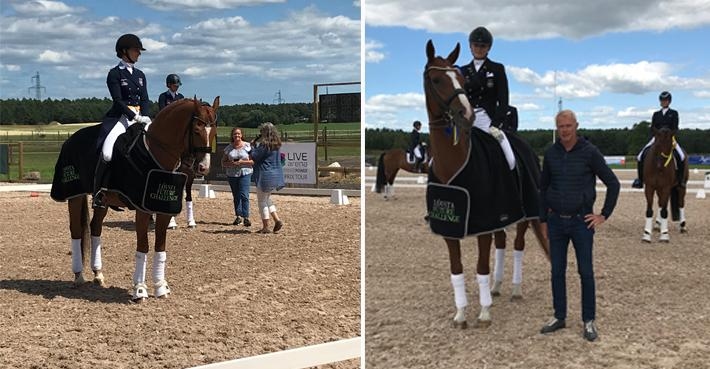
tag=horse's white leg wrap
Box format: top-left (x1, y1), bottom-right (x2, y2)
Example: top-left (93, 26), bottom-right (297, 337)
top-left (152, 251), bottom-right (166, 283)
top-left (71, 238), bottom-right (82, 274)
top-left (477, 274), bottom-right (492, 308)
top-left (90, 236), bottom-right (102, 271)
top-left (186, 201), bottom-right (195, 223)
top-left (512, 250), bottom-right (524, 285)
top-left (152, 251), bottom-right (170, 297)
top-left (133, 251), bottom-right (147, 285)
top-left (476, 274), bottom-right (492, 325)
top-left (643, 217), bottom-right (653, 242)
top-left (168, 216), bottom-right (177, 229)
top-left (679, 208), bottom-right (686, 223)
top-left (491, 249), bottom-right (504, 295)
top-left (451, 273), bottom-right (467, 327)
top-left (659, 217), bottom-right (669, 242)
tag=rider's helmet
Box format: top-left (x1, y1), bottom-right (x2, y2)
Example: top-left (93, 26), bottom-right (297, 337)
top-left (469, 27), bottom-right (493, 46)
top-left (166, 74), bottom-right (182, 86)
top-left (413, 120), bottom-right (422, 128)
top-left (115, 34), bottom-right (145, 58)
top-left (659, 91), bottom-right (672, 102)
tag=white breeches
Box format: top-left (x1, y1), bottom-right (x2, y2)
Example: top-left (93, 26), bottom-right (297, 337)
top-left (413, 146), bottom-right (423, 159)
top-left (256, 188), bottom-right (277, 220)
top-left (102, 115), bottom-right (132, 161)
top-left (473, 109), bottom-right (516, 170)
top-left (637, 137), bottom-right (685, 161)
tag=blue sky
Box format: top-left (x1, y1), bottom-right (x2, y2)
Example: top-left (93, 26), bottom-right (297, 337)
top-left (365, 0), bottom-right (710, 131)
top-left (0, 0), bottom-right (361, 105)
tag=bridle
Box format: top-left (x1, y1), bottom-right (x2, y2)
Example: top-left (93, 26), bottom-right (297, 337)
top-left (423, 65), bottom-right (467, 127)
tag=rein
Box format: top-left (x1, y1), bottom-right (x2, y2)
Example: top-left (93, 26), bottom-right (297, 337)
top-left (145, 107), bottom-right (215, 170)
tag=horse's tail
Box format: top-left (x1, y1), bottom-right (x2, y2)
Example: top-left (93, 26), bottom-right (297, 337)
top-left (80, 195), bottom-right (90, 267)
top-left (375, 153), bottom-right (386, 193)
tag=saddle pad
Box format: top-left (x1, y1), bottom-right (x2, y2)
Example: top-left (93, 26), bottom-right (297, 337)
top-left (427, 183), bottom-right (470, 239)
top-left (142, 169), bottom-right (187, 215)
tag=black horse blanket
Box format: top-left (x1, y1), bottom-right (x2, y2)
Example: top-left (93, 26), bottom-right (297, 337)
top-left (51, 124), bottom-right (187, 215)
top-left (426, 128), bottom-right (541, 239)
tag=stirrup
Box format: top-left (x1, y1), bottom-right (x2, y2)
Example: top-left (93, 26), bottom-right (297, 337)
top-left (92, 191), bottom-right (107, 209)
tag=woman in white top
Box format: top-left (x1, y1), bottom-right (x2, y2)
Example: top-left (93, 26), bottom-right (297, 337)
top-left (222, 127), bottom-right (254, 226)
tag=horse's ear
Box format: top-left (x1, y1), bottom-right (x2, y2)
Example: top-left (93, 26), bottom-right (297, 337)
top-left (192, 95), bottom-right (200, 113)
top-left (212, 96), bottom-right (220, 111)
top-left (447, 43), bottom-right (460, 65)
top-left (426, 39), bottom-right (435, 60)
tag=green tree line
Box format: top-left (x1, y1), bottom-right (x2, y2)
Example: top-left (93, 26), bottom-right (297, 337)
top-left (366, 121), bottom-right (710, 156)
top-left (0, 98), bottom-right (315, 128)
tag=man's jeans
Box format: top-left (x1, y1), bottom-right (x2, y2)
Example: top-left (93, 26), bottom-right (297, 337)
top-left (548, 212), bottom-right (596, 322)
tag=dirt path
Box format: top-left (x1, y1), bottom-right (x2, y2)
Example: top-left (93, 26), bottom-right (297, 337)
top-left (0, 192), bottom-right (360, 369)
top-left (365, 182), bottom-right (710, 369)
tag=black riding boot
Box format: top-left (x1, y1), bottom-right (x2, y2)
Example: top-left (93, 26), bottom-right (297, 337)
top-left (632, 159), bottom-right (644, 189)
top-left (92, 158), bottom-right (111, 208)
top-left (414, 158), bottom-right (422, 173)
top-left (676, 159), bottom-right (685, 187)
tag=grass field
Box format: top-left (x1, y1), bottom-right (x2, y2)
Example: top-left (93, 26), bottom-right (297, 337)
top-left (1, 122), bottom-right (361, 182)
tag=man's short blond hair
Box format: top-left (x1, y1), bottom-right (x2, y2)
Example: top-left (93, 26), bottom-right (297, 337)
top-left (555, 109), bottom-right (577, 124)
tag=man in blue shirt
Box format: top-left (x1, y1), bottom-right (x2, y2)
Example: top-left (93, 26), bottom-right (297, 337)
top-left (538, 110), bottom-right (620, 342)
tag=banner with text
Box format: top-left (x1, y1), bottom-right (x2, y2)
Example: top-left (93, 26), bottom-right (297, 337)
top-left (282, 142), bottom-right (317, 184)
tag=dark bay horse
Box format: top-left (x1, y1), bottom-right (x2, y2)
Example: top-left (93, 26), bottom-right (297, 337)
top-left (373, 146), bottom-right (430, 199)
top-left (642, 127), bottom-right (689, 242)
top-left (423, 40), bottom-right (549, 328)
top-left (51, 97), bottom-right (219, 302)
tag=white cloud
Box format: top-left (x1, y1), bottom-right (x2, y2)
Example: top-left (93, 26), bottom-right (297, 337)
top-left (365, 92), bottom-right (426, 129)
top-left (365, 40), bottom-right (385, 63)
top-left (693, 90), bottom-right (710, 98)
top-left (135, 0), bottom-right (285, 11)
top-left (518, 103), bottom-right (542, 111)
top-left (365, 0), bottom-right (710, 40)
top-left (37, 50), bottom-right (72, 63)
top-left (1, 64), bottom-right (21, 71)
top-left (12, 0), bottom-right (83, 16)
top-left (509, 62), bottom-right (710, 99)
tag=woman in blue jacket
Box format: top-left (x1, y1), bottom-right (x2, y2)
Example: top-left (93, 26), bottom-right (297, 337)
top-left (250, 122), bottom-right (285, 234)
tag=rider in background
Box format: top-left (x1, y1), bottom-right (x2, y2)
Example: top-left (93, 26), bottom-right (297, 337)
top-left (158, 74), bottom-right (184, 111)
top-left (410, 120), bottom-right (425, 172)
top-left (94, 33), bottom-right (151, 208)
top-left (457, 26), bottom-right (515, 170)
top-left (632, 91), bottom-right (686, 188)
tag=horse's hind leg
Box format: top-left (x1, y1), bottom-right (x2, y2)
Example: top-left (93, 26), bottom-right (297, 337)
top-left (88, 206), bottom-right (108, 286)
top-left (474, 234), bottom-right (493, 328)
top-left (678, 186), bottom-right (688, 233)
top-left (491, 230), bottom-right (506, 296)
top-left (446, 238), bottom-right (468, 329)
top-left (68, 197), bottom-right (89, 286)
top-left (658, 191), bottom-right (671, 243)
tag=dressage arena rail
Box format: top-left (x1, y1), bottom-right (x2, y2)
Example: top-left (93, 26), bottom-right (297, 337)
top-left (189, 337), bottom-right (361, 369)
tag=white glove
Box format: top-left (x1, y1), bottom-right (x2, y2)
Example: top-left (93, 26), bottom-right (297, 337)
top-left (134, 115), bottom-right (152, 125)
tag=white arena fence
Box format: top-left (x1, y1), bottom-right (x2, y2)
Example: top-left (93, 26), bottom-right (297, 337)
top-left (188, 337), bottom-right (361, 369)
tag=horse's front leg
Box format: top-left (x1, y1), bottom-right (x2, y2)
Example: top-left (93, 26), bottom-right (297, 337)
top-left (153, 213), bottom-right (172, 298)
top-left (131, 211), bottom-right (152, 303)
top-left (475, 233), bottom-right (493, 328)
top-left (643, 187), bottom-right (654, 243)
top-left (510, 222), bottom-right (529, 300)
top-left (445, 238), bottom-right (467, 329)
top-left (658, 190), bottom-right (671, 242)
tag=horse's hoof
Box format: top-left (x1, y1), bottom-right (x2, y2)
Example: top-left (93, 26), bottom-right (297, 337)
top-left (510, 295), bottom-right (523, 301)
top-left (187, 221), bottom-right (197, 229)
top-left (680, 228), bottom-right (688, 234)
top-left (659, 239), bottom-right (670, 243)
top-left (474, 319), bottom-right (492, 328)
top-left (491, 290), bottom-right (501, 297)
top-left (452, 320), bottom-right (468, 329)
top-left (131, 297), bottom-right (147, 304)
top-left (73, 273), bottom-right (88, 287)
top-left (93, 274), bottom-right (105, 287)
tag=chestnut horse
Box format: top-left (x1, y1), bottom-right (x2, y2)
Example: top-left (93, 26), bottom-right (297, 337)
top-left (51, 97), bottom-right (219, 302)
top-left (423, 40), bottom-right (549, 328)
top-left (373, 146), bottom-right (430, 199)
top-left (642, 127), bottom-right (689, 242)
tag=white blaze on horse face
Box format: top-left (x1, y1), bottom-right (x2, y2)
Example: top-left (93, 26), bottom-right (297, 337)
top-left (446, 70), bottom-right (473, 121)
